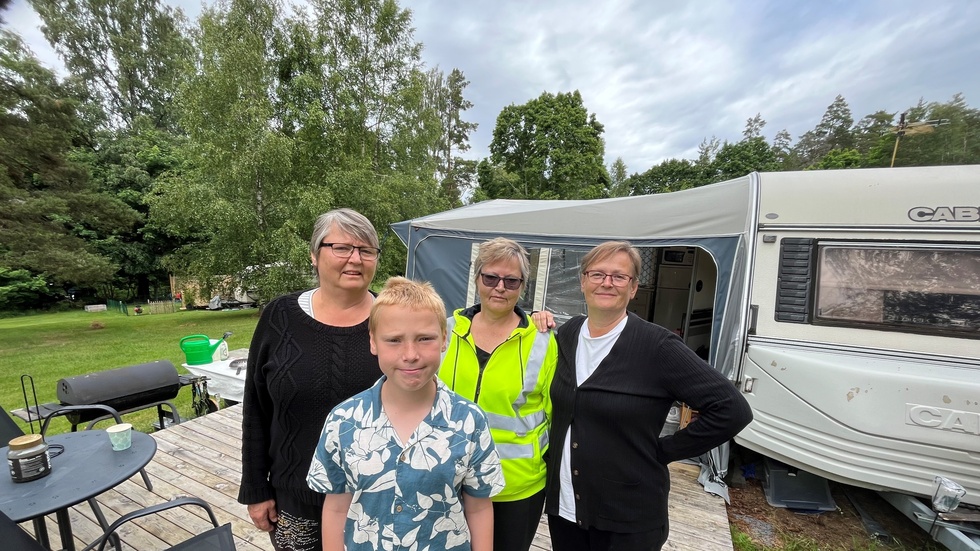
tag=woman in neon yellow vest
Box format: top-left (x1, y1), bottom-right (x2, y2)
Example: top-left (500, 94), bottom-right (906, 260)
top-left (439, 237), bottom-right (558, 551)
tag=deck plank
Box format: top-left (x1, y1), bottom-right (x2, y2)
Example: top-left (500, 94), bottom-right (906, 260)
top-left (17, 404), bottom-right (732, 550)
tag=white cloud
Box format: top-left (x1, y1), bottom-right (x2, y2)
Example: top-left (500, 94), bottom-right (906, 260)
top-left (6, 0), bottom-right (979, 176)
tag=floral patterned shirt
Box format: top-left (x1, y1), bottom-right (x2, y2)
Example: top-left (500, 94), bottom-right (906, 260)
top-left (307, 376), bottom-right (504, 551)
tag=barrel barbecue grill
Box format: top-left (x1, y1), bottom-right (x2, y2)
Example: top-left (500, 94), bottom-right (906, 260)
top-left (55, 360), bottom-right (191, 430)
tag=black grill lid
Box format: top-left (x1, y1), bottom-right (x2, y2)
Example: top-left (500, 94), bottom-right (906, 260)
top-left (57, 360), bottom-right (180, 412)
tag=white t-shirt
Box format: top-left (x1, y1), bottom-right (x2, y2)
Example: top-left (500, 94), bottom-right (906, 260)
top-left (558, 315), bottom-right (628, 522)
top-left (298, 288), bottom-right (316, 318)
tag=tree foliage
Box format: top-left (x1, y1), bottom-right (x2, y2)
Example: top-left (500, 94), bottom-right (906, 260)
top-left (485, 90), bottom-right (608, 199)
top-left (713, 136), bottom-right (778, 181)
top-left (792, 95), bottom-right (855, 168)
top-left (626, 132), bottom-right (777, 194)
top-left (0, 31), bottom-right (138, 293)
top-left (742, 113), bottom-right (766, 140)
top-left (608, 157), bottom-right (630, 197)
top-left (18, 0), bottom-right (194, 302)
top-left (29, 0), bottom-right (192, 129)
top-left (149, 0), bottom-right (308, 300)
top-left (630, 93), bottom-right (980, 195)
top-left (426, 67), bottom-right (477, 207)
top-left (7, 0), bottom-right (980, 311)
top-left (0, 267), bottom-right (56, 310)
top-left (812, 148), bottom-right (863, 170)
top-left (74, 120), bottom-right (185, 299)
top-left (473, 159), bottom-right (520, 203)
top-left (147, 0), bottom-right (450, 300)
top-left (623, 158), bottom-right (701, 195)
top-left (888, 94), bottom-right (980, 167)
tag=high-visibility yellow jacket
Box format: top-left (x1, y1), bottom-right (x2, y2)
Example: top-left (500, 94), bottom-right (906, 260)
top-left (440, 305), bottom-right (558, 501)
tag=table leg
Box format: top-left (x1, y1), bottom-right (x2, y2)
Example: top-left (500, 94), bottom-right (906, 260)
top-left (88, 498), bottom-right (121, 551)
top-left (55, 508), bottom-right (75, 551)
top-left (138, 468), bottom-right (154, 491)
top-left (31, 517), bottom-right (51, 549)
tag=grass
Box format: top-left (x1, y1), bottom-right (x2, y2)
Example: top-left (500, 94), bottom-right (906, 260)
top-left (731, 525), bottom-right (942, 551)
top-left (0, 308), bottom-right (261, 436)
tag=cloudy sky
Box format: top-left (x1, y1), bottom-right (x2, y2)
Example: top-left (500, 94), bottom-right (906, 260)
top-left (6, 0), bottom-right (979, 174)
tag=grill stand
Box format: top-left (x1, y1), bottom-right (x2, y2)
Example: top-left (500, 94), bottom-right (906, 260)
top-left (89, 400), bottom-right (181, 431)
top-left (12, 399), bottom-right (181, 431)
top-left (11, 374), bottom-right (198, 431)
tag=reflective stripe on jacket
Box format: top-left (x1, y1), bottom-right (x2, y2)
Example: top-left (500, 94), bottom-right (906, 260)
top-left (440, 305), bottom-right (558, 501)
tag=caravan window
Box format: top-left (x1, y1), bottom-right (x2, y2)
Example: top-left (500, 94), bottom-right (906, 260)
top-left (814, 245), bottom-right (980, 337)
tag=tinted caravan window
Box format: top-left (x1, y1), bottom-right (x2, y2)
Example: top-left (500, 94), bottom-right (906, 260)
top-left (814, 245), bottom-right (980, 337)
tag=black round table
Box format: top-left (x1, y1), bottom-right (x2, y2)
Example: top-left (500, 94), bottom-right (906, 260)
top-left (0, 430), bottom-right (157, 551)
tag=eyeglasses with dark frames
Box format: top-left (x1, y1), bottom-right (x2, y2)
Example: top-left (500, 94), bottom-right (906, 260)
top-left (319, 242), bottom-right (381, 261)
top-left (479, 273), bottom-right (524, 290)
top-left (583, 271), bottom-right (633, 287)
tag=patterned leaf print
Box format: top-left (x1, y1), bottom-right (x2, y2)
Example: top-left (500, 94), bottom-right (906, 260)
top-left (402, 525), bottom-right (421, 547)
top-left (349, 501), bottom-right (380, 547)
top-left (363, 469), bottom-right (396, 493)
top-left (307, 377), bottom-right (504, 550)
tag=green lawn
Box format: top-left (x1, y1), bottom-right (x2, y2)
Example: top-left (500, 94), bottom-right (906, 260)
top-left (0, 308), bottom-right (261, 436)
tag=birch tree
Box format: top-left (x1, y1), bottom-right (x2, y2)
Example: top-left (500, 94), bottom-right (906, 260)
top-left (30, 0), bottom-right (191, 129)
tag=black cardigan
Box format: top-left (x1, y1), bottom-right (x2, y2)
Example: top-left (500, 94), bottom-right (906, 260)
top-left (237, 291), bottom-right (381, 507)
top-left (544, 313), bottom-right (752, 533)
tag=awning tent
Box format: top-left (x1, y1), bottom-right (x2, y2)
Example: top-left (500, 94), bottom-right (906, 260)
top-left (392, 174), bottom-right (760, 502)
top-left (392, 174), bottom-right (756, 380)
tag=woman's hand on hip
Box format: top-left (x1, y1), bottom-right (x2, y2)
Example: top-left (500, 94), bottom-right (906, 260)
top-left (248, 499), bottom-right (278, 531)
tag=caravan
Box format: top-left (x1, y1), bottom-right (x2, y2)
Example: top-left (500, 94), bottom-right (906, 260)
top-left (393, 165), bottom-right (980, 512)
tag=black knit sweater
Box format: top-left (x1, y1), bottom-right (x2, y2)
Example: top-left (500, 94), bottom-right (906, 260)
top-left (544, 313), bottom-right (753, 533)
top-left (237, 291), bottom-right (381, 507)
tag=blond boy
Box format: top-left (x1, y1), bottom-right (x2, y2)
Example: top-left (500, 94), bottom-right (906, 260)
top-left (308, 277), bottom-right (504, 551)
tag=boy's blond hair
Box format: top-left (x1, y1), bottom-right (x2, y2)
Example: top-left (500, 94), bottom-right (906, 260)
top-left (370, 277), bottom-right (447, 335)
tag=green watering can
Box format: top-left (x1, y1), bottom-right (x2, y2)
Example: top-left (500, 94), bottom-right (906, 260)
top-left (180, 332), bottom-right (232, 366)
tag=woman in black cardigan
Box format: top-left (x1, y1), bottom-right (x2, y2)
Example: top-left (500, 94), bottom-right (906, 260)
top-left (543, 241), bottom-right (752, 551)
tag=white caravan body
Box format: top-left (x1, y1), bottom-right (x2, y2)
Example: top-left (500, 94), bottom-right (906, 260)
top-left (741, 166), bottom-right (979, 505)
top-left (392, 165), bottom-right (980, 505)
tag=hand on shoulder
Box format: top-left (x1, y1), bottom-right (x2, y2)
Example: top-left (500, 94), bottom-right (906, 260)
top-left (530, 310), bottom-right (556, 332)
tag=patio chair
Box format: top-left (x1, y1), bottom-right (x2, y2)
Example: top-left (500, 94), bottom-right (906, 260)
top-left (0, 510), bottom-right (47, 551)
top-left (80, 496), bottom-right (235, 551)
top-left (0, 408), bottom-right (23, 443)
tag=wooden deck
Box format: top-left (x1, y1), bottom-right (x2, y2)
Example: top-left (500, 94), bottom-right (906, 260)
top-left (22, 405), bottom-right (733, 550)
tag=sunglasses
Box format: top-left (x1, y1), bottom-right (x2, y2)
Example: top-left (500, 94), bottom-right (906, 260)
top-left (480, 273), bottom-right (524, 290)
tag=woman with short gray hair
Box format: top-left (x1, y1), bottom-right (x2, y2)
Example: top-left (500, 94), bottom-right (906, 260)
top-left (239, 208), bottom-right (383, 551)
